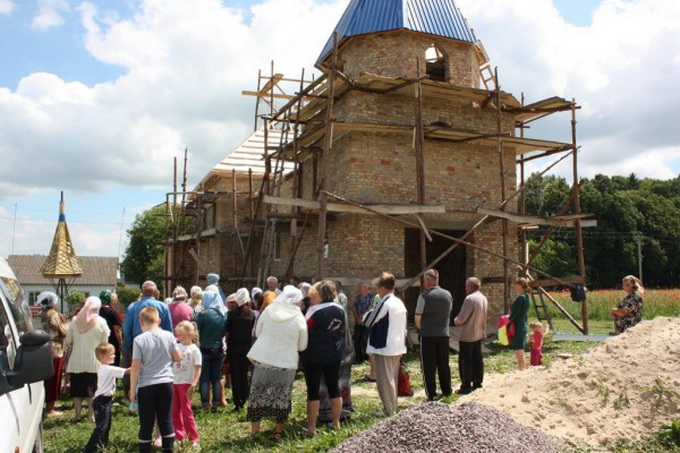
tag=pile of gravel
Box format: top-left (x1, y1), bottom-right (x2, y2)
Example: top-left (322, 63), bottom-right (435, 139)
top-left (332, 402), bottom-right (565, 453)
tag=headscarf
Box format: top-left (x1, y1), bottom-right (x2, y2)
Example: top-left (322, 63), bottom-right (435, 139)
top-left (206, 273), bottom-right (220, 286)
top-left (205, 284), bottom-right (219, 293)
top-left (299, 282), bottom-right (312, 298)
top-left (190, 286), bottom-right (203, 299)
top-left (226, 293), bottom-right (237, 305)
top-left (272, 285), bottom-right (303, 307)
top-left (99, 290), bottom-right (112, 305)
top-left (251, 287), bottom-right (263, 299)
top-left (261, 290), bottom-right (277, 311)
top-left (37, 291), bottom-right (59, 309)
top-left (75, 296), bottom-right (102, 334)
top-left (236, 288), bottom-right (251, 307)
top-left (202, 290), bottom-right (226, 315)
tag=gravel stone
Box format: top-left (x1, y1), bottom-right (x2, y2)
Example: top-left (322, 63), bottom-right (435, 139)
top-left (332, 402), bottom-right (565, 453)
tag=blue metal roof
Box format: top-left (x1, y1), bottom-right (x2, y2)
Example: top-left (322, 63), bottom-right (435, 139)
top-left (317, 0), bottom-right (477, 64)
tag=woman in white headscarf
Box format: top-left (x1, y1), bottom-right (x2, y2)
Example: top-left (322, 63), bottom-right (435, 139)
top-left (65, 296), bottom-right (110, 422)
top-left (38, 291), bottom-right (68, 417)
top-left (246, 285), bottom-right (308, 439)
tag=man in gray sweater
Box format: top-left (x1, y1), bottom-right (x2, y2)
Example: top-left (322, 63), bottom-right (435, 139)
top-left (454, 277), bottom-right (488, 395)
top-left (415, 269), bottom-right (453, 401)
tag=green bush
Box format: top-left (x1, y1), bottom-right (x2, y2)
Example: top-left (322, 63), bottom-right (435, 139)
top-left (115, 285), bottom-right (141, 309)
top-left (65, 290), bottom-right (86, 312)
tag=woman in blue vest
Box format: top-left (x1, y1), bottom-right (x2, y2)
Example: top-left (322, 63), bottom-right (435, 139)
top-left (302, 281), bottom-right (346, 436)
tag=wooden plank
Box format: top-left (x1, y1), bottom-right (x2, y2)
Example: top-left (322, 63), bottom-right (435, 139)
top-left (477, 207), bottom-right (597, 228)
top-left (529, 275), bottom-right (584, 288)
top-left (415, 214), bottom-right (433, 242)
top-left (260, 73), bottom-right (284, 94)
top-left (263, 195), bottom-right (446, 215)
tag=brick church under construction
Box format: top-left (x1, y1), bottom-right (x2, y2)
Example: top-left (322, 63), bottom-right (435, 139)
top-left (164, 0), bottom-right (593, 330)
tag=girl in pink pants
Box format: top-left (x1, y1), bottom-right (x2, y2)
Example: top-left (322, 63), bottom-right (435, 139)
top-left (172, 321), bottom-right (202, 446)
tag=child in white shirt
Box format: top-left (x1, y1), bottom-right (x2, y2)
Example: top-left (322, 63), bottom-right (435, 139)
top-left (84, 343), bottom-right (129, 453)
top-left (172, 321), bottom-right (202, 446)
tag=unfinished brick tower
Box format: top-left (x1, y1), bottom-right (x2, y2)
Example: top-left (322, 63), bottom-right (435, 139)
top-left (269, 0), bottom-right (522, 318)
top-left (171, 0), bottom-right (590, 329)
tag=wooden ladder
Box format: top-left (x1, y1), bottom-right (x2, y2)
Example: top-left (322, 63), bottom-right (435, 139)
top-left (530, 288), bottom-right (554, 331)
top-left (480, 63), bottom-right (496, 90)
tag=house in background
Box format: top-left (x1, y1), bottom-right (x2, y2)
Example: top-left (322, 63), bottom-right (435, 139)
top-left (7, 255), bottom-right (119, 305)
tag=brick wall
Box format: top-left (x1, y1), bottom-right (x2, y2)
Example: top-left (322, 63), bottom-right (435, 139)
top-left (340, 30), bottom-right (481, 88)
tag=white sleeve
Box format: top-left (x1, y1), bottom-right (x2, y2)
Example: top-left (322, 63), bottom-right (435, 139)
top-left (192, 347), bottom-right (202, 367)
top-left (110, 366), bottom-right (127, 379)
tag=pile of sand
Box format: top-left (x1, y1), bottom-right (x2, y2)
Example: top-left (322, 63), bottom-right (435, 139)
top-left (465, 317), bottom-right (680, 448)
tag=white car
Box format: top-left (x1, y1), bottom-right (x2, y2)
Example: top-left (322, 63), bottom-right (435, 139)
top-left (0, 258), bottom-right (53, 453)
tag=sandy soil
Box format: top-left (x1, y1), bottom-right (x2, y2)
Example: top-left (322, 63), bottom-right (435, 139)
top-left (464, 317), bottom-right (680, 448)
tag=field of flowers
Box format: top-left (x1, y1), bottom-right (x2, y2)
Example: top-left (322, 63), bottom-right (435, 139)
top-left (545, 288), bottom-right (680, 322)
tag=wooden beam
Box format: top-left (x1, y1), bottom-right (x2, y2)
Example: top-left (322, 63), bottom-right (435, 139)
top-left (477, 207), bottom-right (597, 228)
top-left (263, 195), bottom-right (446, 215)
top-left (529, 274), bottom-right (584, 288)
top-left (325, 190), bottom-right (581, 289)
top-left (415, 214), bottom-right (433, 242)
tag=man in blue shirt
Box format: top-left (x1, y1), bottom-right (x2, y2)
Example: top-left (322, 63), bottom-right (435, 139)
top-left (123, 280), bottom-right (173, 355)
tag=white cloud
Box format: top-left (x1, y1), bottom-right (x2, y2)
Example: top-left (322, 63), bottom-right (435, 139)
top-left (31, 0), bottom-right (70, 30)
top-left (0, 0), bottom-right (15, 15)
top-left (458, 0), bottom-right (680, 179)
top-left (0, 0), bottom-right (348, 202)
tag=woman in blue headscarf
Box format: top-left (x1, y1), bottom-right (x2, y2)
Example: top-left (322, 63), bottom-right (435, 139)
top-left (196, 290), bottom-right (227, 411)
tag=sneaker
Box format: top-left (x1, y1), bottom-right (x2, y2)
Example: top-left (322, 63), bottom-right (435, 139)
top-left (456, 388), bottom-right (472, 395)
top-left (191, 442), bottom-right (201, 449)
top-left (373, 411), bottom-right (387, 418)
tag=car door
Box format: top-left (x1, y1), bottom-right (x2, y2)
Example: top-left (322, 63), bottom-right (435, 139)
top-left (0, 293), bottom-right (43, 453)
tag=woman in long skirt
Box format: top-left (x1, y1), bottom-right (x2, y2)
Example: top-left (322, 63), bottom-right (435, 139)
top-left (246, 286), bottom-right (307, 439)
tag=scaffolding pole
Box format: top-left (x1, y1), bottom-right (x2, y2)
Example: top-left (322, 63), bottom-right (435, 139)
top-left (316, 32), bottom-right (338, 281)
top-left (572, 99), bottom-right (588, 334)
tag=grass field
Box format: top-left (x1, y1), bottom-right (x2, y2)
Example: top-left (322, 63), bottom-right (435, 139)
top-left (42, 290), bottom-right (680, 452)
top-left (42, 334), bottom-right (680, 453)
top-left (543, 288), bottom-right (680, 328)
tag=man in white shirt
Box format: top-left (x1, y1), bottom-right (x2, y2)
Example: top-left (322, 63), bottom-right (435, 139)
top-left (363, 272), bottom-right (407, 416)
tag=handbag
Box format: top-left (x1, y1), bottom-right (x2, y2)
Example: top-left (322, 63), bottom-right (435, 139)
top-left (397, 359), bottom-right (413, 397)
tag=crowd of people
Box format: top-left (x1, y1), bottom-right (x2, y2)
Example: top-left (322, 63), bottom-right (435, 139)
top-left (34, 270), bottom-right (645, 452)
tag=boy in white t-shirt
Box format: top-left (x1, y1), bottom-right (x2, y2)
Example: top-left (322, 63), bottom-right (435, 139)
top-left (84, 343), bottom-right (130, 453)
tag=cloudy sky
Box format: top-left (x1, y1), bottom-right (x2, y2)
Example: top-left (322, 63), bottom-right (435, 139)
top-left (0, 0), bottom-right (679, 259)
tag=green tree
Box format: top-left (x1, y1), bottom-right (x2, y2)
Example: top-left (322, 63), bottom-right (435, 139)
top-left (66, 290), bottom-right (85, 312)
top-left (121, 206), bottom-right (166, 288)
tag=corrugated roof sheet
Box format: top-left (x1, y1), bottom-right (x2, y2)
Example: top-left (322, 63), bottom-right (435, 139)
top-left (197, 126), bottom-right (296, 190)
top-left (318, 0), bottom-right (477, 63)
top-left (8, 255), bottom-right (118, 286)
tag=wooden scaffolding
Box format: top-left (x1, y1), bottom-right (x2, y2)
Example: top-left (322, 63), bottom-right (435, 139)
top-left (162, 35), bottom-right (594, 333)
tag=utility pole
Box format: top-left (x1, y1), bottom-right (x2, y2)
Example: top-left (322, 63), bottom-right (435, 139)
top-left (636, 232), bottom-right (643, 283)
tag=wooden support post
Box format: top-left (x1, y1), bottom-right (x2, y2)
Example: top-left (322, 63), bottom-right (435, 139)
top-left (253, 69), bottom-right (262, 131)
top-left (414, 58), bottom-right (427, 281)
top-left (181, 147), bottom-right (188, 234)
top-left (316, 33), bottom-right (338, 281)
top-left (164, 193), bottom-right (170, 297)
top-left (519, 93), bottom-right (528, 274)
top-left (248, 169), bottom-right (254, 219)
top-left (571, 99), bottom-right (588, 334)
top-left (495, 68), bottom-right (511, 313)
